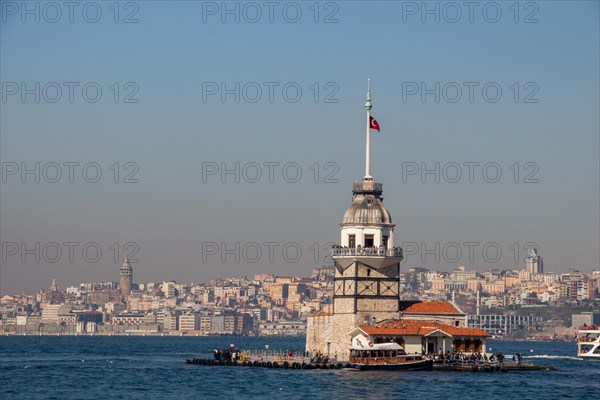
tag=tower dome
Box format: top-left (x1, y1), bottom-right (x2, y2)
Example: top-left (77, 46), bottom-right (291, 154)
top-left (342, 186), bottom-right (392, 226)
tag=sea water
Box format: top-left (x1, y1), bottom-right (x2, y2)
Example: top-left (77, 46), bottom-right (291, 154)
top-left (1, 336), bottom-right (598, 399)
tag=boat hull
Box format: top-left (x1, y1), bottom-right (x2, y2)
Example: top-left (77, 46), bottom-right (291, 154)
top-left (352, 359), bottom-right (433, 371)
top-left (577, 354), bottom-right (600, 360)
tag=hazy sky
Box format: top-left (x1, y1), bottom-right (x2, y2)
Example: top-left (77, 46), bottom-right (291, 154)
top-left (1, 1), bottom-right (598, 294)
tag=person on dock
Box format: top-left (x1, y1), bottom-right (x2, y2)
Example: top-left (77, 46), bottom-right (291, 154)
top-left (496, 353), bottom-right (504, 366)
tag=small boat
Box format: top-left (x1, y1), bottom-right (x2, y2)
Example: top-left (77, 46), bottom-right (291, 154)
top-left (349, 342), bottom-right (432, 371)
top-left (577, 327), bottom-right (600, 359)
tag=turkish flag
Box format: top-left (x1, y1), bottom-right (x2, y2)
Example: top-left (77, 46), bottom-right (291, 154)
top-left (370, 116), bottom-right (381, 132)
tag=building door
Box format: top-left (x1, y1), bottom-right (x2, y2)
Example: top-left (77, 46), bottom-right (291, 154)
top-left (348, 235), bottom-right (355, 248)
top-left (427, 341), bottom-right (435, 354)
top-left (364, 235), bottom-right (374, 248)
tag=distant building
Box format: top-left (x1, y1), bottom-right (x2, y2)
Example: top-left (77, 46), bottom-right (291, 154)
top-left (236, 313), bottom-right (254, 334)
top-left (37, 279), bottom-right (66, 304)
top-left (179, 313), bottom-right (201, 331)
top-left (161, 281), bottom-right (177, 298)
top-left (163, 310), bottom-right (182, 331)
top-left (88, 289), bottom-right (121, 306)
top-left (41, 304), bottom-right (71, 324)
top-left (269, 283), bottom-right (288, 304)
top-left (525, 248), bottom-right (543, 274)
top-left (399, 301), bottom-right (467, 327)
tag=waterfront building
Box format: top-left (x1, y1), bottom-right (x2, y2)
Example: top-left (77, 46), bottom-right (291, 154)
top-left (163, 310), bottom-right (182, 331)
top-left (57, 313), bottom-right (76, 325)
top-left (112, 312), bottom-right (145, 325)
top-left (200, 315), bottom-right (212, 334)
top-left (467, 314), bottom-right (544, 336)
top-left (349, 320), bottom-right (490, 355)
top-left (210, 315), bottom-right (224, 333)
top-left (259, 321), bottom-right (307, 336)
top-left (237, 313), bottom-right (254, 334)
top-left (571, 311), bottom-right (600, 328)
top-left (41, 304), bottom-right (71, 324)
top-left (179, 312), bottom-right (201, 331)
top-left (224, 314), bottom-right (236, 333)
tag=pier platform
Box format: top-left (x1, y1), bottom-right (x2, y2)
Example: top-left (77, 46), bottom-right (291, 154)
top-left (185, 358), bottom-right (556, 372)
top-left (432, 361), bottom-right (556, 372)
top-left (186, 358), bottom-right (347, 369)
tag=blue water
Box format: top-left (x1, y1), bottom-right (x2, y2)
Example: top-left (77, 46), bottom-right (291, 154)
top-left (1, 336), bottom-right (599, 400)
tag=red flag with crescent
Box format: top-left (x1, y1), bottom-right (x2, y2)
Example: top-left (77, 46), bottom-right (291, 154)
top-left (370, 116), bottom-right (380, 132)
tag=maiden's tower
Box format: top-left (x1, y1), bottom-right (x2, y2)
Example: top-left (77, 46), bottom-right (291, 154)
top-left (306, 81), bottom-right (404, 361)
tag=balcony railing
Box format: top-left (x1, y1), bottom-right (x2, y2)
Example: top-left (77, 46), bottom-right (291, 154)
top-left (331, 247), bottom-right (403, 258)
top-left (352, 182), bottom-right (383, 193)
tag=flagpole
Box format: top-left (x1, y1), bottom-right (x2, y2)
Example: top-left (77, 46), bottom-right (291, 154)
top-left (365, 79), bottom-right (372, 180)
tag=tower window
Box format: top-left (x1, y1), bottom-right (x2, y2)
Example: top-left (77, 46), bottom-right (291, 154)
top-left (367, 269), bottom-right (371, 277)
top-left (365, 235), bottom-right (374, 248)
top-left (348, 235), bottom-right (356, 248)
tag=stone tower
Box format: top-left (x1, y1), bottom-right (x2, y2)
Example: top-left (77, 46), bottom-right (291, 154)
top-left (306, 81), bottom-right (403, 361)
top-left (119, 257), bottom-right (133, 297)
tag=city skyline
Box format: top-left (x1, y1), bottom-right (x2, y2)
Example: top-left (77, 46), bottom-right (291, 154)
top-left (3, 247), bottom-right (598, 298)
top-left (2, 2), bottom-right (599, 294)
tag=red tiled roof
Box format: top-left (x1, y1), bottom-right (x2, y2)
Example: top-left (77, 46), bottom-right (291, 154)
top-left (358, 319), bottom-right (490, 338)
top-left (401, 301), bottom-right (463, 315)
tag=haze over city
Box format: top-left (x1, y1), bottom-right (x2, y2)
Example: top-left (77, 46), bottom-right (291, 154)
top-left (1, 1), bottom-right (598, 294)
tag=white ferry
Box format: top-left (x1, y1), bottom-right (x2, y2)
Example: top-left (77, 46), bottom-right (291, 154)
top-left (576, 327), bottom-right (600, 359)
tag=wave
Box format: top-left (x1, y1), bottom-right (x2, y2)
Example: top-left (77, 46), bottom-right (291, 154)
top-left (524, 355), bottom-right (581, 360)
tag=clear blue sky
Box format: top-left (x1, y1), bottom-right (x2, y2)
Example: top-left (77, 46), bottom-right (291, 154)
top-left (1, 1), bottom-right (598, 293)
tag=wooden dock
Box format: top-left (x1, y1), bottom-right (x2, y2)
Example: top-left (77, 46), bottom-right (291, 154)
top-left (186, 358), bottom-right (555, 372)
top-left (186, 358), bottom-right (348, 369)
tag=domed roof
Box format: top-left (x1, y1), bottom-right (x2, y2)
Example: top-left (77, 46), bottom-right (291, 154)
top-left (342, 193), bottom-right (393, 225)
